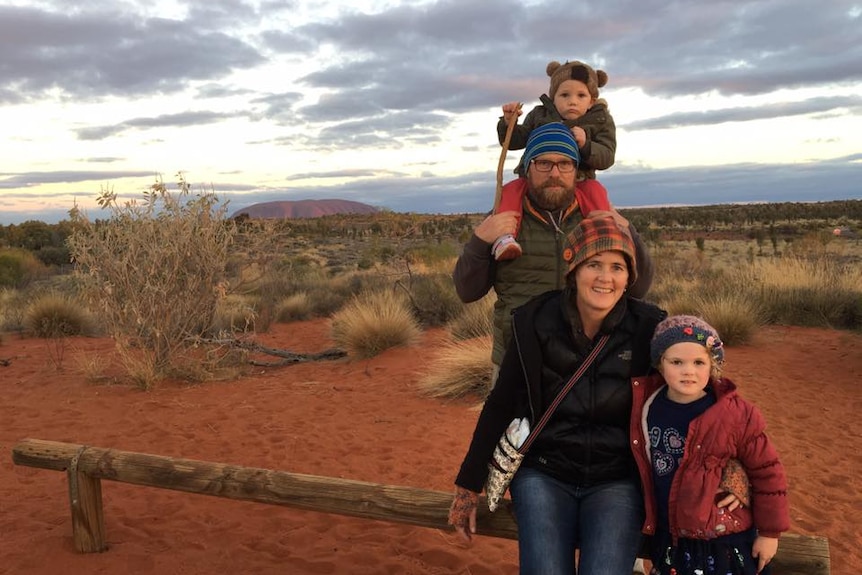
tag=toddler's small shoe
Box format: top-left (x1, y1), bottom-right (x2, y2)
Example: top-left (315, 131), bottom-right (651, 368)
top-left (492, 234), bottom-right (522, 261)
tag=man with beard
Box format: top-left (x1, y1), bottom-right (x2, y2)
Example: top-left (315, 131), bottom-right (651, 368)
top-left (453, 122), bottom-right (654, 379)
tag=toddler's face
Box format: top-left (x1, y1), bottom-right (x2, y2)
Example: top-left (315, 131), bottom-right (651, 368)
top-left (553, 79), bottom-right (594, 120)
top-left (659, 342), bottom-right (711, 404)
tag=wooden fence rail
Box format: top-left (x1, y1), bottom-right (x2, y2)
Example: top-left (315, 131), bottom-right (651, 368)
top-left (12, 438), bottom-right (830, 574)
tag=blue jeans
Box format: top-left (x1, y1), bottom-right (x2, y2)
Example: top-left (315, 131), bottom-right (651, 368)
top-left (509, 467), bottom-right (644, 575)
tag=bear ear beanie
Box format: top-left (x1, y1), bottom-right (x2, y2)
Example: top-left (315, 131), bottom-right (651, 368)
top-left (546, 60), bottom-right (609, 101)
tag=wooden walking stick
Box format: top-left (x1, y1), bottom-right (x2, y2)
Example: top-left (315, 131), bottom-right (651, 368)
top-left (494, 102), bottom-right (523, 212)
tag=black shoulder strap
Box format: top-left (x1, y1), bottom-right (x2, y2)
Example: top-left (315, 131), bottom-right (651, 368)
top-left (519, 335), bottom-right (609, 453)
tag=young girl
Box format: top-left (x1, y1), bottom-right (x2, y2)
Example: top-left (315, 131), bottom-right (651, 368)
top-left (630, 316), bottom-right (790, 575)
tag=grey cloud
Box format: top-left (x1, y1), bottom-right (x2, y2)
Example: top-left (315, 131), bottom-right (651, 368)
top-left (289, 0), bottom-right (522, 55)
top-left (285, 0), bottom-right (861, 122)
top-left (276, 0), bottom-right (535, 119)
top-left (249, 91), bottom-right (306, 123)
top-left (76, 110), bottom-right (243, 140)
top-left (0, 170), bottom-right (154, 189)
top-left (586, 0), bottom-right (862, 97)
top-left (260, 29), bottom-right (318, 53)
top-left (196, 83), bottom-right (256, 99)
top-left (263, 110), bottom-right (453, 150)
top-left (81, 157), bottom-right (125, 163)
top-left (602, 154), bottom-right (862, 208)
top-left (186, 0), bottom-right (261, 30)
top-left (285, 169), bottom-right (400, 181)
top-left (0, 5), bottom-right (264, 102)
top-left (312, 111), bottom-right (452, 149)
top-left (625, 95), bottom-right (862, 130)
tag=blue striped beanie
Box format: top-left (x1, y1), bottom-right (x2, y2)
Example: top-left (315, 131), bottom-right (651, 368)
top-left (519, 122), bottom-right (581, 174)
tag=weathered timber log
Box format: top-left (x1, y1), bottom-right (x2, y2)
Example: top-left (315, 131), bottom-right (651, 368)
top-left (193, 337), bottom-right (347, 367)
top-left (12, 438), bottom-right (830, 574)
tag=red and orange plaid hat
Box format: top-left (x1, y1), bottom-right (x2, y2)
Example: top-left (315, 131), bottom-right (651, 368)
top-left (563, 215), bottom-right (637, 285)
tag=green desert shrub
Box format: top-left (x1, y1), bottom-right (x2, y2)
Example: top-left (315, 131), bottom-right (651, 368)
top-left (399, 272), bottom-right (465, 327)
top-left (330, 289), bottom-right (421, 359)
top-left (0, 248), bottom-right (49, 288)
top-left (24, 293), bottom-right (96, 338)
top-left (446, 292), bottom-right (495, 340)
top-left (301, 270), bottom-right (391, 318)
top-left (34, 245), bottom-right (71, 267)
top-left (417, 336), bottom-right (493, 399)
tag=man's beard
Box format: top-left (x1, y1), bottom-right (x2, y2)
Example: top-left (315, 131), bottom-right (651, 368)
top-left (528, 178), bottom-right (575, 211)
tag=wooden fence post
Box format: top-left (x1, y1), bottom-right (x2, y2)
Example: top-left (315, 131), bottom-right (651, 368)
top-left (67, 446), bottom-right (107, 552)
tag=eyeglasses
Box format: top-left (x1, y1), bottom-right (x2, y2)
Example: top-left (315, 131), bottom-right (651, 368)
top-left (530, 159), bottom-right (576, 173)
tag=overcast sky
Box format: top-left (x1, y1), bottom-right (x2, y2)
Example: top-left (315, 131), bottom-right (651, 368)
top-left (1, 0), bottom-right (860, 224)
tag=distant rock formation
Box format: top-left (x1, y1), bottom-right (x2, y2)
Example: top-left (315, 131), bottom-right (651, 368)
top-left (230, 199), bottom-right (379, 219)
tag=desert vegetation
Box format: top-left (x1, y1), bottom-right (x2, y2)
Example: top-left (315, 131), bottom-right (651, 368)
top-left (0, 191), bottom-right (859, 393)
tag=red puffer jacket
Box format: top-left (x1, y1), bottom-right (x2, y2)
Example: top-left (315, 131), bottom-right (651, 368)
top-left (630, 374), bottom-right (790, 542)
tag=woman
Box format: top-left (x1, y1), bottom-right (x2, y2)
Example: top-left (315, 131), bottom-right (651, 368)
top-left (448, 214), bottom-right (666, 575)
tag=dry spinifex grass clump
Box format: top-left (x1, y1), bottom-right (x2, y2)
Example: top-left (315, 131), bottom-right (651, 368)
top-left (330, 289), bottom-right (421, 359)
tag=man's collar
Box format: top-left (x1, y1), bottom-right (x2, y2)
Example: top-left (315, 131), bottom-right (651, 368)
top-left (524, 192), bottom-right (579, 224)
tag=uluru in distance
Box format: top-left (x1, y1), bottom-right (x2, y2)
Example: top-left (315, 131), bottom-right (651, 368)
top-left (230, 199), bottom-right (379, 219)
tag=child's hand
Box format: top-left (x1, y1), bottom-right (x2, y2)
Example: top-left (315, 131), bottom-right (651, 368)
top-left (501, 102), bottom-right (523, 124)
top-left (570, 126), bottom-right (587, 148)
top-left (715, 491), bottom-right (743, 511)
top-left (752, 536), bottom-right (778, 573)
top-left (476, 211), bottom-right (519, 244)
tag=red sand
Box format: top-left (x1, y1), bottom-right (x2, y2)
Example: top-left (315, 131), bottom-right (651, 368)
top-left (1, 320), bottom-right (859, 574)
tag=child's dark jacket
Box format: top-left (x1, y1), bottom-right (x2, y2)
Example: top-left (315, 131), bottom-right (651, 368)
top-left (497, 98), bottom-right (616, 179)
top-left (630, 374), bottom-right (790, 542)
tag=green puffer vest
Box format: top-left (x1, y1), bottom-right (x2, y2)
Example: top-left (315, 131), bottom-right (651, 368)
top-left (492, 202), bottom-right (582, 365)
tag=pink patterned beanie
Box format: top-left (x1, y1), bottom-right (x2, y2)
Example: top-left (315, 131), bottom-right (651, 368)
top-left (651, 315), bottom-right (725, 368)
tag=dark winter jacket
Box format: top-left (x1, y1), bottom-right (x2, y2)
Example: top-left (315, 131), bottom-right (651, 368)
top-left (455, 290), bottom-right (666, 493)
top-left (497, 97), bottom-right (616, 179)
top-left (630, 374), bottom-right (790, 541)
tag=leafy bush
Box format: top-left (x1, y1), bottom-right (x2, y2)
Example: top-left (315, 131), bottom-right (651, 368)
top-left (330, 289), bottom-right (421, 359)
top-left (0, 248), bottom-right (49, 288)
top-left (67, 175), bottom-right (235, 387)
top-left (398, 272), bottom-right (465, 327)
top-left (300, 270), bottom-right (391, 318)
top-left (34, 246), bottom-right (71, 267)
